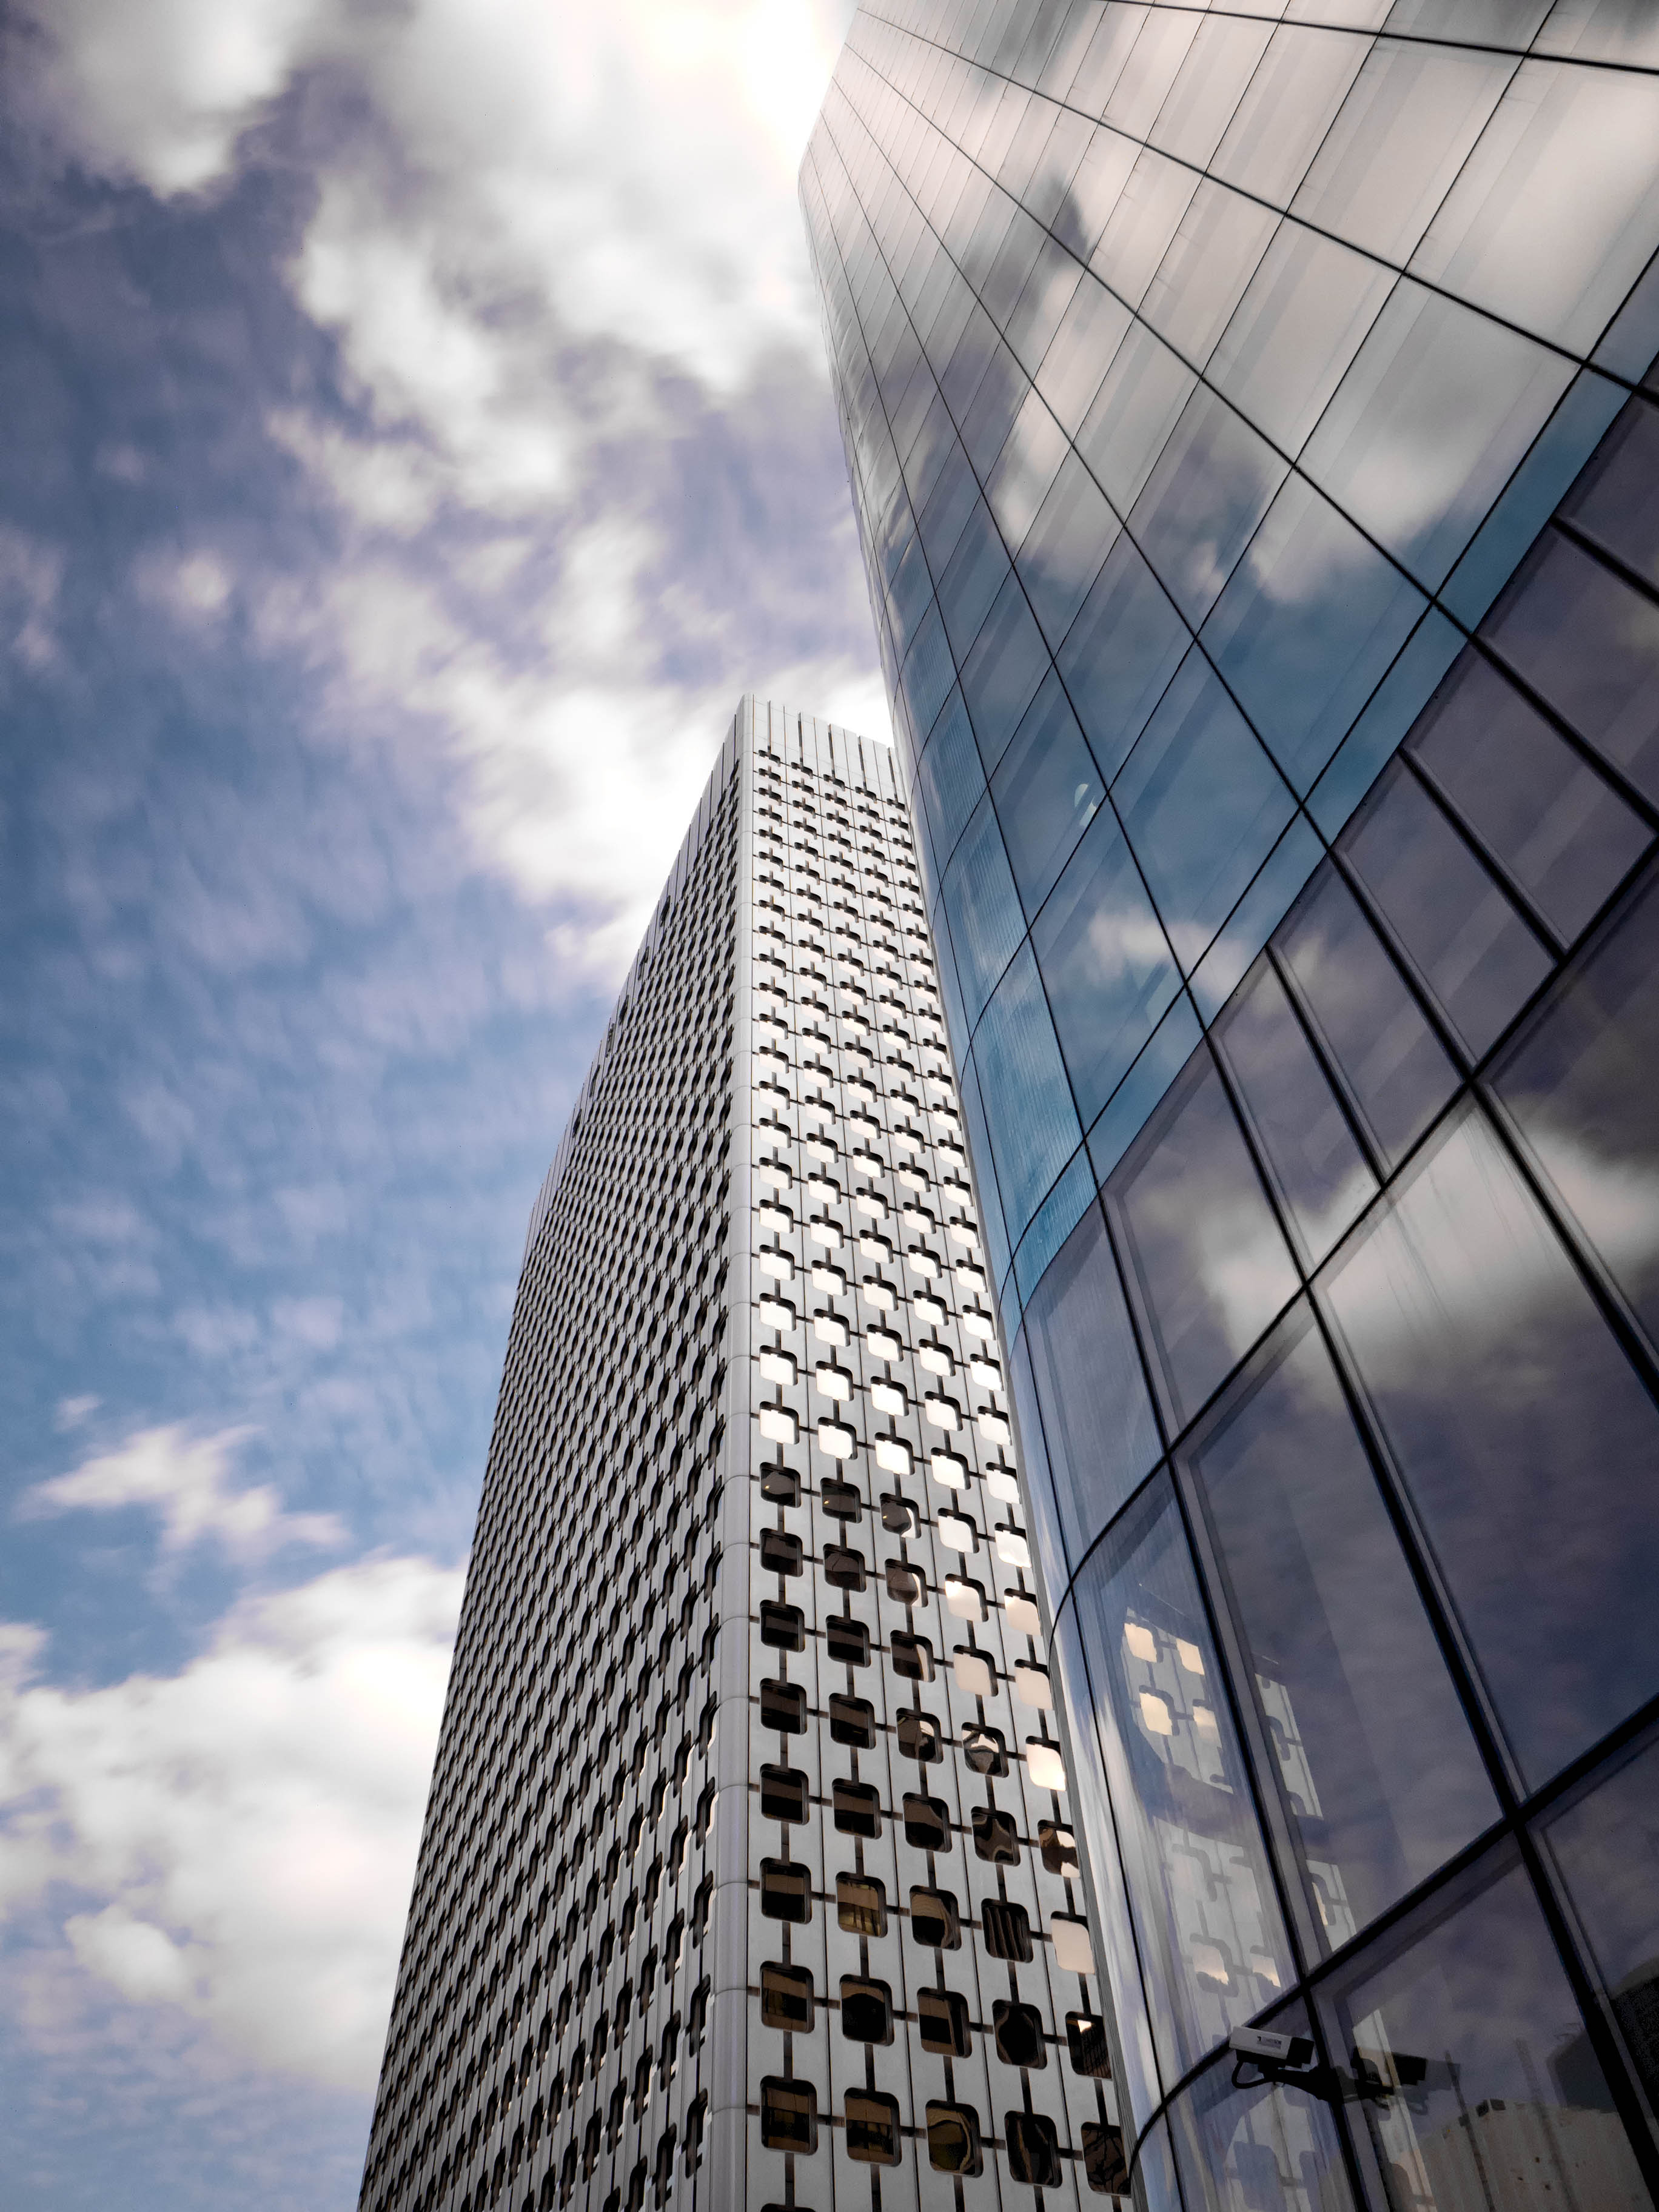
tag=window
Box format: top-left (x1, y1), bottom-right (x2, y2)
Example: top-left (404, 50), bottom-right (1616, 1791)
top-left (759, 1465), bottom-right (800, 1506)
top-left (886, 1561), bottom-right (927, 1606)
top-left (759, 1530), bottom-right (802, 1576)
top-left (891, 1631), bottom-right (935, 1681)
top-left (826, 1616), bottom-right (871, 1666)
top-left (917, 1987), bottom-right (971, 2056)
top-left (833, 1780), bottom-right (883, 1838)
top-left (903, 1792), bottom-right (953, 1851)
top-left (828, 1692), bottom-right (876, 1747)
top-left (881, 1494), bottom-right (919, 1534)
top-left (962, 1723), bottom-right (1008, 1775)
top-left (839, 1976), bottom-right (894, 2045)
top-left (973, 1806), bottom-right (1021, 1864)
top-left (981, 1899), bottom-right (1034, 1962)
top-left (993, 1999), bottom-right (1047, 2069)
top-left (760, 1962), bottom-right (815, 2032)
top-left (820, 1476), bottom-right (862, 1520)
top-left (837, 1873), bottom-right (888, 1937)
top-left (760, 1601), bottom-right (803, 1651)
top-left (1005, 2111), bottom-right (1062, 2187)
top-left (910, 1887), bottom-right (962, 1948)
top-left (759, 1860), bottom-right (811, 1923)
top-left (759, 1765), bottom-right (809, 1823)
top-left (1067, 2013), bottom-right (1112, 2077)
top-left (759, 1679), bottom-right (806, 1734)
top-left (760, 2077), bottom-right (817, 2154)
top-left (896, 1709), bottom-right (944, 1762)
top-left (926, 2102), bottom-right (984, 2176)
top-left (824, 1543), bottom-right (867, 1591)
top-left (844, 2090), bottom-right (902, 2167)
top-left (1039, 1822), bottom-right (1080, 1877)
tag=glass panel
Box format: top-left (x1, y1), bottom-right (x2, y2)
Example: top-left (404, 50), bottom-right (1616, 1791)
top-left (1168, 2003), bottom-right (1356, 2212)
top-left (1493, 867), bottom-right (1659, 1355)
top-left (1560, 394), bottom-right (1659, 592)
top-left (1110, 1051), bottom-right (1301, 1430)
top-left (984, 386), bottom-right (1071, 557)
top-left (960, 572), bottom-right (1053, 774)
top-left (1341, 761), bottom-right (1553, 1060)
top-left (916, 689), bottom-right (988, 876)
top-left (1129, 387), bottom-right (1288, 629)
top-left (941, 795), bottom-right (1027, 1027)
top-left (1277, 866), bottom-right (1461, 1167)
top-left (1150, 13), bottom-right (1276, 171)
top-left (1210, 23), bottom-right (1370, 208)
top-left (1071, 1475), bottom-right (1295, 2085)
top-left (937, 498), bottom-right (1013, 657)
top-left (1017, 451), bottom-right (1122, 652)
top-left (992, 671), bottom-right (1107, 919)
top-left (1139, 181), bottom-right (1279, 375)
top-left (974, 943), bottom-right (1084, 1248)
top-left (1113, 650), bottom-right (1297, 965)
top-left (1318, 1848), bottom-right (1653, 2212)
top-left (1321, 1099), bottom-right (1659, 1788)
top-left (1406, 654), bottom-right (1652, 944)
top-left (1186, 1311), bottom-right (1498, 1948)
top-left (1301, 280), bottom-right (1575, 590)
top-left (1410, 58), bottom-right (1659, 355)
top-left (1021, 1201), bottom-right (1163, 1566)
top-left (1215, 957), bottom-right (1378, 1264)
top-left (1076, 322), bottom-right (1198, 517)
top-left (1202, 472), bottom-right (1429, 795)
top-left (1208, 223), bottom-right (1397, 458)
top-left (1539, 1726), bottom-right (1659, 2142)
top-left (1088, 993), bottom-right (1205, 1191)
top-left (1031, 802), bottom-right (1183, 1129)
top-left (1091, 150), bottom-right (1203, 315)
top-left (1483, 529), bottom-right (1659, 808)
top-left (1033, 266), bottom-right (1134, 436)
top-left (1057, 532), bottom-right (1191, 783)
top-left (1291, 38), bottom-right (1513, 265)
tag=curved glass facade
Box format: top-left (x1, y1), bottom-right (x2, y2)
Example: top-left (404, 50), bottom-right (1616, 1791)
top-left (803, 4), bottom-right (1659, 2204)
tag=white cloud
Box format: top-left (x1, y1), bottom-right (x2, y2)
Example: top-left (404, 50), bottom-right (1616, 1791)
top-left (21, 1423), bottom-right (346, 1560)
top-left (0, 522), bottom-right (65, 674)
top-left (0, 1553), bottom-right (461, 2089)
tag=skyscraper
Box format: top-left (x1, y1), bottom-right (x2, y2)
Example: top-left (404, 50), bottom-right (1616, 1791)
top-left (360, 699), bottom-right (1127, 2212)
top-left (802, 6), bottom-right (1659, 2210)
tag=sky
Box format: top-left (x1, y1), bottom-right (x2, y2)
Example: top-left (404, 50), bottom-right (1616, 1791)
top-left (0, 0), bottom-right (882, 2202)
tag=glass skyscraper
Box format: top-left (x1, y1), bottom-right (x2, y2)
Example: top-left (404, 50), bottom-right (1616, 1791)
top-left (360, 700), bottom-right (1127, 2212)
top-left (802, 5), bottom-right (1659, 2210)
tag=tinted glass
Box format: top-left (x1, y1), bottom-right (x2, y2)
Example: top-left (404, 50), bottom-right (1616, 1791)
top-left (1057, 532), bottom-right (1190, 783)
top-left (1167, 2003), bottom-right (1354, 2212)
top-left (973, 943), bottom-right (1083, 1246)
top-left (960, 572), bottom-right (1052, 772)
top-left (1128, 387), bottom-right (1286, 628)
top-left (991, 672), bottom-right (1105, 919)
top-left (1342, 762), bottom-right (1553, 1059)
top-left (1278, 868), bottom-right (1460, 1167)
top-left (1071, 1475), bottom-right (1294, 2085)
top-left (1020, 1203), bottom-right (1162, 1565)
top-left (1540, 1728), bottom-right (1659, 2138)
top-left (1187, 1312), bottom-right (1497, 1947)
top-left (1484, 529), bottom-right (1659, 806)
top-left (1031, 802), bottom-right (1182, 1127)
top-left (1318, 1848), bottom-right (1652, 2212)
top-left (1110, 1051), bottom-right (1301, 1430)
top-left (1560, 394), bottom-right (1659, 591)
top-left (1216, 957), bottom-right (1378, 1264)
top-left (916, 689), bottom-right (987, 878)
top-left (1493, 868), bottom-right (1659, 1352)
top-left (941, 796), bottom-right (1025, 1026)
top-left (1406, 653), bottom-right (1652, 944)
top-left (1322, 1101), bottom-right (1659, 1787)
top-left (1017, 452), bottom-right (1122, 649)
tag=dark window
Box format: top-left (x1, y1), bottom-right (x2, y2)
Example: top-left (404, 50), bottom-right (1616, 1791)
top-left (890, 1631), bottom-right (935, 1681)
top-left (885, 1560), bottom-right (927, 1606)
top-left (961, 1723), bottom-right (1008, 1775)
top-left (833, 1780), bottom-right (883, 1838)
top-left (759, 1859), bottom-right (809, 1922)
top-left (843, 2089), bottom-right (902, 2167)
top-left (828, 1692), bottom-right (876, 1748)
top-left (759, 1601), bottom-right (803, 1651)
top-left (1082, 2122), bottom-right (1128, 2194)
top-left (759, 2077), bottom-right (817, 2154)
top-left (823, 1543), bottom-right (867, 1592)
top-left (881, 1493), bottom-right (919, 1533)
top-left (918, 1987), bottom-right (972, 2056)
top-left (896, 1709), bottom-right (944, 1762)
top-left (1039, 1822), bottom-right (1080, 1877)
top-left (759, 1680), bottom-right (806, 1735)
top-left (759, 1530), bottom-right (802, 1577)
top-left (973, 1805), bottom-right (1021, 1864)
top-left (820, 1476), bottom-right (862, 1520)
top-left (992, 1999), bottom-right (1047, 2069)
top-left (759, 1962), bottom-right (814, 2033)
top-left (837, 1874), bottom-right (888, 1937)
top-left (839, 1976), bottom-right (894, 2045)
top-left (1005, 2110), bottom-right (1062, 2188)
top-left (980, 1899), bottom-right (1034, 1962)
top-left (903, 1792), bottom-right (953, 1851)
top-left (1067, 2011), bottom-right (1113, 2077)
top-left (826, 1616), bottom-right (871, 1667)
top-left (759, 1466), bottom-right (800, 1506)
top-left (925, 2100), bottom-right (984, 2176)
top-left (910, 1887), bottom-right (962, 1949)
top-left (759, 1765), bottom-right (809, 1823)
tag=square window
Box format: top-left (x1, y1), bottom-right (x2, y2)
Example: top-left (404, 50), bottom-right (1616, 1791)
top-left (886, 1561), bottom-right (927, 1606)
top-left (962, 1723), bottom-right (1008, 1776)
top-left (759, 1858), bottom-right (811, 1924)
top-left (1039, 1822), bottom-right (1079, 1877)
top-left (832, 1780), bottom-right (883, 1838)
top-left (760, 1601), bottom-right (803, 1651)
top-left (890, 1632), bottom-right (935, 1682)
top-left (917, 1987), bottom-right (972, 2057)
top-left (839, 1976), bottom-right (894, 2046)
top-left (823, 1543), bottom-right (867, 1592)
top-left (896, 1709), bottom-right (944, 1763)
top-left (826, 1616), bottom-right (871, 1667)
top-left (981, 1899), bottom-right (1034, 1962)
top-left (844, 2090), bottom-right (902, 2167)
top-left (1083, 2120), bottom-right (1128, 2193)
top-left (926, 2100), bottom-right (984, 2176)
top-left (760, 1765), bottom-right (809, 1823)
top-left (759, 1679), bottom-right (807, 1734)
top-left (760, 1960), bottom-right (815, 2032)
top-left (903, 1792), bottom-right (953, 1852)
top-left (992, 1999), bottom-right (1047, 2069)
top-left (820, 1477), bottom-right (862, 1521)
top-left (953, 1647), bottom-right (995, 1698)
top-left (760, 1530), bottom-right (802, 1576)
top-left (1006, 2111), bottom-right (1062, 2187)
top-left (909, 1886), bottom-right (962, 1949)
top-left (880, 1494), bottom-right (918, 1535)
top-left (760, 2077), bottom-right (817, 2154)
top-left (829, 1692), bottom-right (877, 1748)
top-left (1067, 2012), bottom-right (1113, 2078)
top-left (837, 1873), bottom-right (888, 1937)
top-left (972, 1806), bottom-right (1021, 1865)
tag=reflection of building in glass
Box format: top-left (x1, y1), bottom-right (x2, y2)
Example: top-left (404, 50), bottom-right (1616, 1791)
top-left (804, 6), bottom-right (1659, 2208)
top-left (360, 699), bottom-right (1127, 2210)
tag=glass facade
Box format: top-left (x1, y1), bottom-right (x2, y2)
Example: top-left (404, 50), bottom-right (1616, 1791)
top-left (803, 5), bottom-right (1659, 2207)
